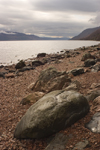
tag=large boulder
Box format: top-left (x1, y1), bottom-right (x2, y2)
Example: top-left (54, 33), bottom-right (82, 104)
top-left (14, 90), bottom-right (89, 139)
top-left (32, 67), bottom-right (71, 93)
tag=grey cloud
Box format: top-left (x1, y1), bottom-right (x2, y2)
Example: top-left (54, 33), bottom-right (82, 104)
top-left (30, 0), bottom-right (100, 13)
top-left (18, 21), bottom-right (90, 37)
top-left (0, 17), bottom-right (86, 37)
top-left (90, 12), bottom-right (100, 25)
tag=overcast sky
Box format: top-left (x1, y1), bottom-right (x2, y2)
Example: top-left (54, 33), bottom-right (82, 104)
top-left (0, 0), bottom-right (100, 38)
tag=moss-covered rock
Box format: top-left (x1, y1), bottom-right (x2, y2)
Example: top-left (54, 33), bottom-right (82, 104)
top-left (14, 90), bottom-right (89, 139)
top-left (32, 67), bottom-right (71, 93)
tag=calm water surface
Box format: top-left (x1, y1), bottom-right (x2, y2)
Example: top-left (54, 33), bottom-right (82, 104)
top-left (0, 40), bottom-right (100, 65)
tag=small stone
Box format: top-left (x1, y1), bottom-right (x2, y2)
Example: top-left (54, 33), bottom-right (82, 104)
top-left (86, 112), bottom-right (100, 133)
top-left (84, 59), bottom-right (96, 67)
top-left (44, 133), bottom-right (69, 150)
top-left (15, 60), bottom-right (26, 69)
top-left (69, 68), bottom-right (84, 76)
top-left (5, 73), bottom-right (15, 78)
top-left (73, 140), bottom-right (89, 150)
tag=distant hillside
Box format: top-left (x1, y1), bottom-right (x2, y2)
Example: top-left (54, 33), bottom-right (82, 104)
top-left (40, 37), bottom-right (69, 40)
top-left (82, 28), bottom-right (100, 41)
top-left (71, 26), bottom-right (100, 40)
top-left (0, 32), bottom-right (40, 41)
top-left (0, 31), bottom-right (69, 41)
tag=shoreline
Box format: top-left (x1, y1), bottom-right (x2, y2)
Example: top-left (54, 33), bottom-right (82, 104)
top-left (0, 40), bottom-right (100, 66)
top-left (1, 43), bottom-right (100, 149)
top-left (0, 43), bottom-right (100, 67)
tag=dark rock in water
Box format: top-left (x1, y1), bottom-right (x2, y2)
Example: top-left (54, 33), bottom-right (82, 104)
top-left (32, 67), bottom-right (71, 93)
top-left (15, 60), bottom-right (26, 69)
top-left (65, 50), bottom-right (70, 54)
top-left (70, 68), bottom-right (84, 76)
top-left (85, 112), bottom-right (100, 133)
top-left (37, 53), bottom-right (46, 58)
top-left (14, 90), bottom-right (89, 139)
top-left (60, 50), bottom-right (64, 53)
top-left (84, 59), bottom-right (96, 67)
top-left (32, 60), bottom-right (44, 67)
top-left (45, 133), bottom-right (70, 150)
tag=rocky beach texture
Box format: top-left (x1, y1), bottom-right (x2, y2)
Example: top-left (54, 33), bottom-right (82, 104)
top-left (1, 43), bottom-right (100, 149)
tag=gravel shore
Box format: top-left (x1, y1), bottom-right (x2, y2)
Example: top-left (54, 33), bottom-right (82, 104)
top-left (0, 43), bottom-right (100, 149)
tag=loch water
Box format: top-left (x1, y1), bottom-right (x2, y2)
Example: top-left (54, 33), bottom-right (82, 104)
top-left (0, 40), bottom-right (100, 65)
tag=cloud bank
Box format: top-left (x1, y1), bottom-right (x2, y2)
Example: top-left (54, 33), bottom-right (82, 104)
top-left (0, 0), bottom-right (100, 38)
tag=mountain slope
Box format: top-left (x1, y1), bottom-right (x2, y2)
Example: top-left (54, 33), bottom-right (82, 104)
top-left (0, 31), bottom-right (69, 41)
top-left (82, 28), bottom-right (100, 41)
top-left (71, 26), bottom-right (100, 40)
